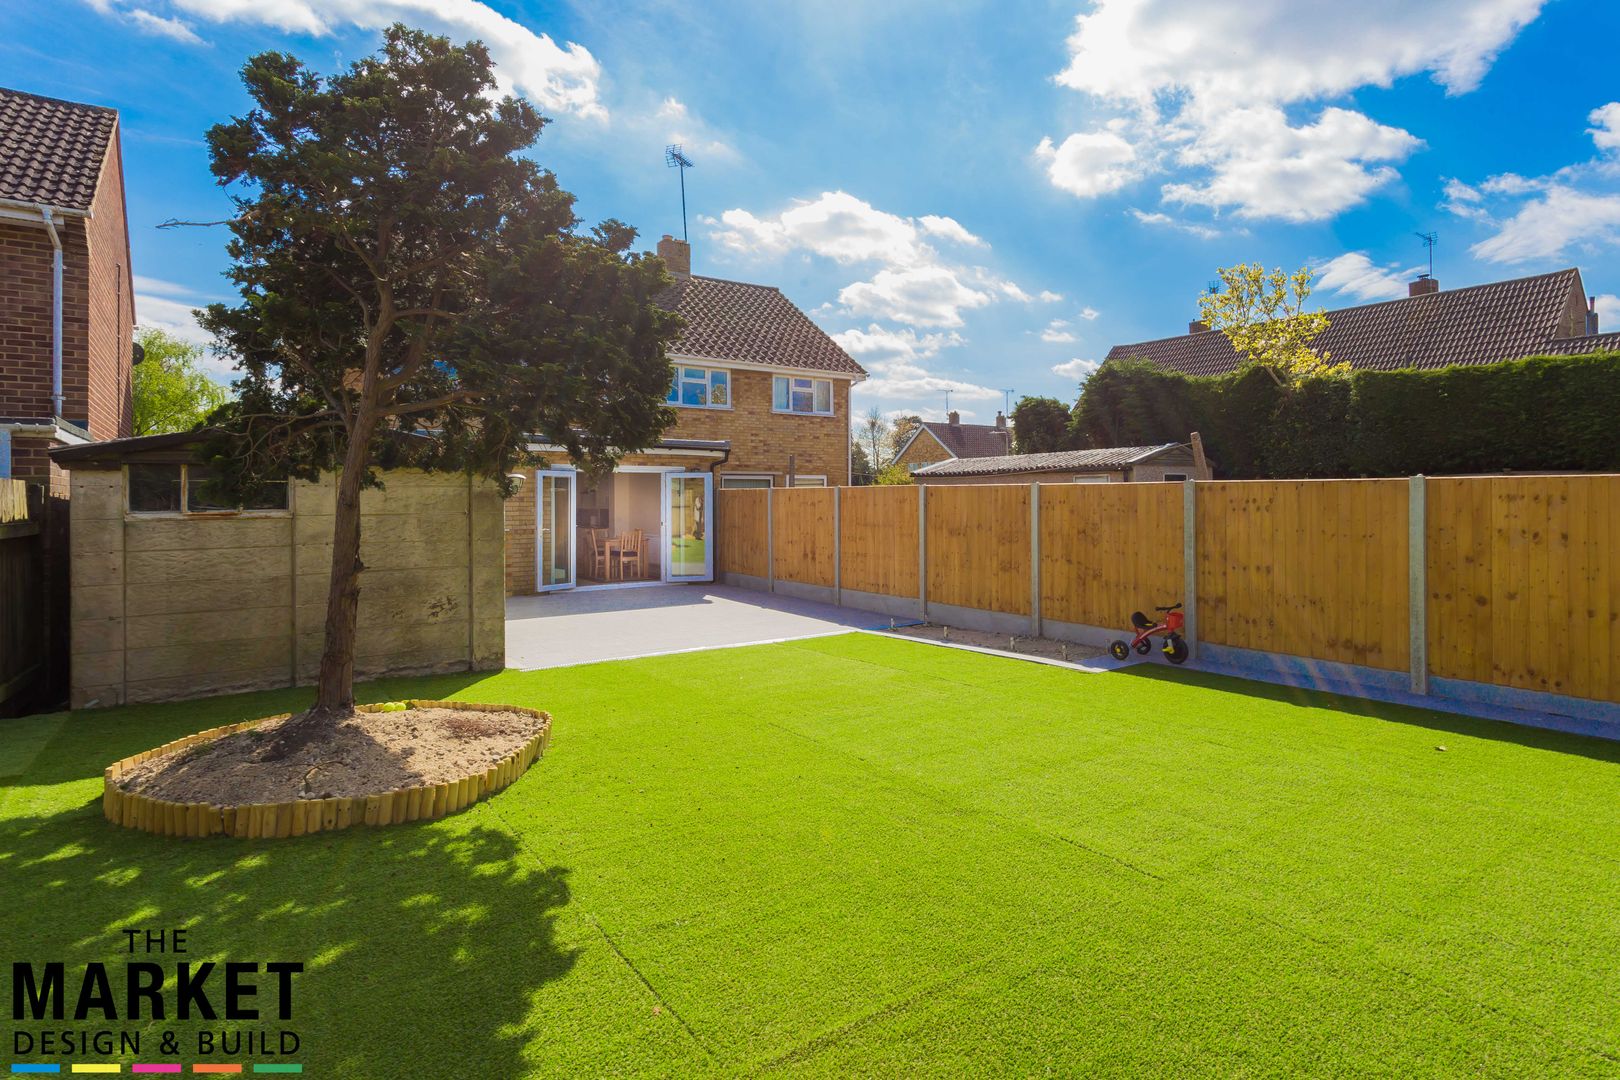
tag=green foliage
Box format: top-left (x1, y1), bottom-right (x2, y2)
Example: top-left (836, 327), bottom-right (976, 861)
top-left (198, 25), bottom-right (680, 500)
top-left (1010, 396), bottom-right (1072, 453)
top-left (886, 414), bottom-right (922, 462)
top-left (874, 462), bottom-right (914, 485)
top-left (1071, 352), bottom-right (1620, 477)
top-left (851, 438), bottom-right (874, 484)
top-left (1198, 263), bottom-right (1342, 387)
top-left (131, 327), bottom-right (230, 436)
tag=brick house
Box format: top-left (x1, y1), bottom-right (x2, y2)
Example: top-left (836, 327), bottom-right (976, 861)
top-left (1, 87), bottom-right (136, 705)
top-left (1106, 268), bottom-right (1620, 376)
top-left (0, 87), bottom-right (136, 486)
top-left (505, 235), bottom-right (866, 594)
top-left (892, 411), bottom-right (1013, 473)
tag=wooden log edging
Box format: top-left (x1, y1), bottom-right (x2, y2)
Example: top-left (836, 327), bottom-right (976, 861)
top-left (102, 700), bottom-right (553, 840)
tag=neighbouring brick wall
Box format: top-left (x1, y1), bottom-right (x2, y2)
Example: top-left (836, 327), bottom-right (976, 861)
top-left (505, 476), bottom-right (536, 596)
top-left (894, 428), bottom-right (951, 471)
top-left (666, 369), bottom-right (852, 483)
top-left (69, 466), bottom-right (505, 708)
top-left (0, 221), bottom-right (58, 422)
top-left (85, 130), bottom-right (134, 440)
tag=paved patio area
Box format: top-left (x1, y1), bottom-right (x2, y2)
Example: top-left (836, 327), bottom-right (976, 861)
top-left (505, 584), bottom-right (894, 670)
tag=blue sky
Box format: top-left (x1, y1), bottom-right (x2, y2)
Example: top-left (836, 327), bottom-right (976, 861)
top-left (8, 0), bottom-right (1620, 423)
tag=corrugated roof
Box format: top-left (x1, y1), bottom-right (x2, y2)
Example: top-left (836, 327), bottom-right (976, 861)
top-left (915, 444), bottom-right (1181, 477)
top-left (1106, 269), bottom-right (1592, 377)
top-left (0, 86), bottom-right (117, 212)
top-left (655, 275), bottom-right (866, 378)
top-left (916, 420), bottom-right (1012, 458)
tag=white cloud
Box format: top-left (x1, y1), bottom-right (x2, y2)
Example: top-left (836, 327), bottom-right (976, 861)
top-left (651, 98), bottom-right (739, 165)
top-left (135, 279), bottom-right (237, 381)
top-left (1161, 105), bottom-right (1420, 222)
top-left (126, 7), bottom-right (204, 42)
top-left (1589, 102), bottom-right (1620, 153)
top-left (918, 215), bottom-right (986, 247)
top-left (1594, 293), bottom-right (1620, 331)
top-left (165, 0), bottom-right (606, 119)
top-left (1078, 306), bottom-right (1099, 320)
top-left (833, 324), bottom-right (963, 365)
top-left (1034, 131), bottom-right (1142, 198)
top-left (1038, 290), bottom-right (1065, 303)
top-left (1128, 208), bottom-right (1223, 239)
top-left (712, 190), bottom-right (1055, 329)
top-left (838, 266), bottom-right (995, 329)
top-left (1052, 358), bottom-right (1102, 382)
top-left (1314, 252), bottom-right (1423, 302)
top-left (1470, 186), bottom-right (1620, 263)
top-left (1040, 319), bottom-right (1077, 344)
top-left (1042, 0), bottom-right (1543, 220)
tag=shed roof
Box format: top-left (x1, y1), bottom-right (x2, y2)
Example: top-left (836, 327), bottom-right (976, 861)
top-left (914, 443), bottom-right (1185, 477)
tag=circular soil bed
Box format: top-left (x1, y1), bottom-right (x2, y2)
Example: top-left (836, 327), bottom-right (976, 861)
top-left (103, 700), bottom-right (551, 840)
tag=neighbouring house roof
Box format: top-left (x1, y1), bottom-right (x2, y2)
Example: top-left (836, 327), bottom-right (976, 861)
top-left (1540, 330), bottom-right (1620, 356)
top-left (910, 420), bottom-right (1013, 459)
top-left (655, 275), bottom-right (867, 378)
top-left (1106, 269), bottom-right (1604, 378)
top-left (0, 87), bottom-right (118, 212)
top-left (914, 444), bottom-right (1186, 477)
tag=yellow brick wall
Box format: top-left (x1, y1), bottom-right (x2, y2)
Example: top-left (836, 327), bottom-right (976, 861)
top-left (894, 428), bottom-right (951, 471)
top-left (665, 368), bottom-right (851, 483)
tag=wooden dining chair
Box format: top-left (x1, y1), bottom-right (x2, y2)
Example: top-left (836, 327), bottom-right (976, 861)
top-left (585, 528), bottom-right (611, 581)
top-left (617, 529), bottom-right (645, 580)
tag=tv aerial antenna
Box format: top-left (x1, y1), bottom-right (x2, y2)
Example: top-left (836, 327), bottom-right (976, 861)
top-left (1002, 388), bottom-right (1016, 414)
top-left (665, 145), bottom-right (694, 242)
top-left (1414, 231), bottom-right (1437, 279)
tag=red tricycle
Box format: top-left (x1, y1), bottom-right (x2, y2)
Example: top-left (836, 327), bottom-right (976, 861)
top-left (1108, 603), bottom-right (1189, 665)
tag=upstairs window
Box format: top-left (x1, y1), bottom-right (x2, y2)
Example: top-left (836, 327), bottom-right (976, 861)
top-left (666, 366), bottom-right (729, 408)
top-left (772, 376), bottom-right (833, 416)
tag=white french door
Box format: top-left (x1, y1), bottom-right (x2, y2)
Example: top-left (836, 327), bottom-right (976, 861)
top-left (661, 472), bottom-right (713, 583)
top-left (535, 469), bottom-right (576, 592)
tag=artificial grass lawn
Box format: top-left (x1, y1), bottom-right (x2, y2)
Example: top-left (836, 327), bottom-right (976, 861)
top-left (3, 633), bottom-right (1619, 1077)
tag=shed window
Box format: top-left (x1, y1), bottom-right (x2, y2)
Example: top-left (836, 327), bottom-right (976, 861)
top-left (127, 463), bottom-right (289, 515)
top-left (1162, 473), bottom-right (1189, 482)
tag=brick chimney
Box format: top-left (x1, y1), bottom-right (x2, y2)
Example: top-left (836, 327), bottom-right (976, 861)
top-left (994, 411), bottom-right (1006, 431)
top-left (657, 234), bottom-right (691, 278)
top-left (1409, 275), bottom-right (1439, 297)
top-left (947, 410), bottom-right (960, 426)
top-left (1189, 320), bottom-right (1209, 334)
top-left (1588, 295), bottom-right (1600, 335)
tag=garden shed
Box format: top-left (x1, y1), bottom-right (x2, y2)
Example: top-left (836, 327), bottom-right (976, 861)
top-left (51, 432), bottom-right (504, 708)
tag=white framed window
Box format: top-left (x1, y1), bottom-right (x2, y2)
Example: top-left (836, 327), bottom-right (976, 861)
top-left (127, 463), bottom-right (290, 515)
top-left (772, 375), bottom-right (834, 416)
top-left (719, 474), bottom-right (773, 490)
top-left (1162, 473), bottom-right (1189, 482)
top-left (1070, 474), bottom-right (1111, 484)
top-left (666, 365), bottom-right (730, 409)
top-left (790, 475), bottom-right (828, 487)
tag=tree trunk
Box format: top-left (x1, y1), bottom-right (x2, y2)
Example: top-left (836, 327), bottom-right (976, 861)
top-left (259, 409), bottom-right (377, 759)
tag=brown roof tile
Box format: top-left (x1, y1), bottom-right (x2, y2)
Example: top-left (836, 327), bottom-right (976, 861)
top-left (917, 420), bottom-right (1012, 458)
top-left (655, 274), bottom-right (866, 378)
top-left (1106, 269), bottom-right (1592, 377)
top-left (0, 87), bottom-right (118, 212)
top-left (1541, 331), bottom-right (1620, 356)
top-left (916, 444), bottom-right (1183, 476)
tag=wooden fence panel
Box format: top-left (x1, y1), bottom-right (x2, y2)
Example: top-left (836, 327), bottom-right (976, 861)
top-left (773, 487), bottom-right (836, 587)
top-left (1427, 475), bottom-right (1620, 702)
top-left (840, 486), bottom-right (919, 598)
top-left (1197, 479), bottom-right (1408, 670)
top-left (1040, 483), bottom-right (1183, 631)
top-left (926, 484), bottom-right (1030, 615)
top-left (716, 489), bottom-right (769, 579)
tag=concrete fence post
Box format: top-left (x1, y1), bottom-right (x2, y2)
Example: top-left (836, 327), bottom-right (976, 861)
top-left (832, 486), bottom-right (842, 607)
top-left (1183, 479), bottom-right (1198, 660)
top-left (1409, 474), bottom-right (1428, 695)
top-left (917, 484), bottom-right (928, 622)
top-left (1030, 483), bottom-right (1042, 638)
top-left (766, 486), bottom-right (775, 594)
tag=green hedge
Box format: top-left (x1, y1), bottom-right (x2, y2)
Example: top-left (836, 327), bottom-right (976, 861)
top-left (1070, 353), bottom-right (1620, 478)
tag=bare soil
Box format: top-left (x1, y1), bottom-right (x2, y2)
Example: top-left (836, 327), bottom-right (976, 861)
top-left (883, 623), bottom-right (1106, 664)
top-left (115, 707), bottom-right (545, 805)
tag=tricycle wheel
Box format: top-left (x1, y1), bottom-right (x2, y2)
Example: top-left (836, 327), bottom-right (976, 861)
top-left (1163, 633), bottom-right (1189, 665)
top-left (1108, 640), bottom-right (1131, 662)
top-left (1133, 638), bottom-right (1152, 655)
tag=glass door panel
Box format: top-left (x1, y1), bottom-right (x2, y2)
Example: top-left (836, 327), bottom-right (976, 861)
top-left (536, 469), bottom-right (576, 591)
top-left (664, 473), bottom-right (713, 582)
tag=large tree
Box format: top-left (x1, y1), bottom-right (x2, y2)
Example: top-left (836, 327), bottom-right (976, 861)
top-left (199, 26), bottom-right (679, 742)
top-left (1009, 396), bottom-right (1071, 454)
top-left (132, 327), bottom-right (230, 435)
